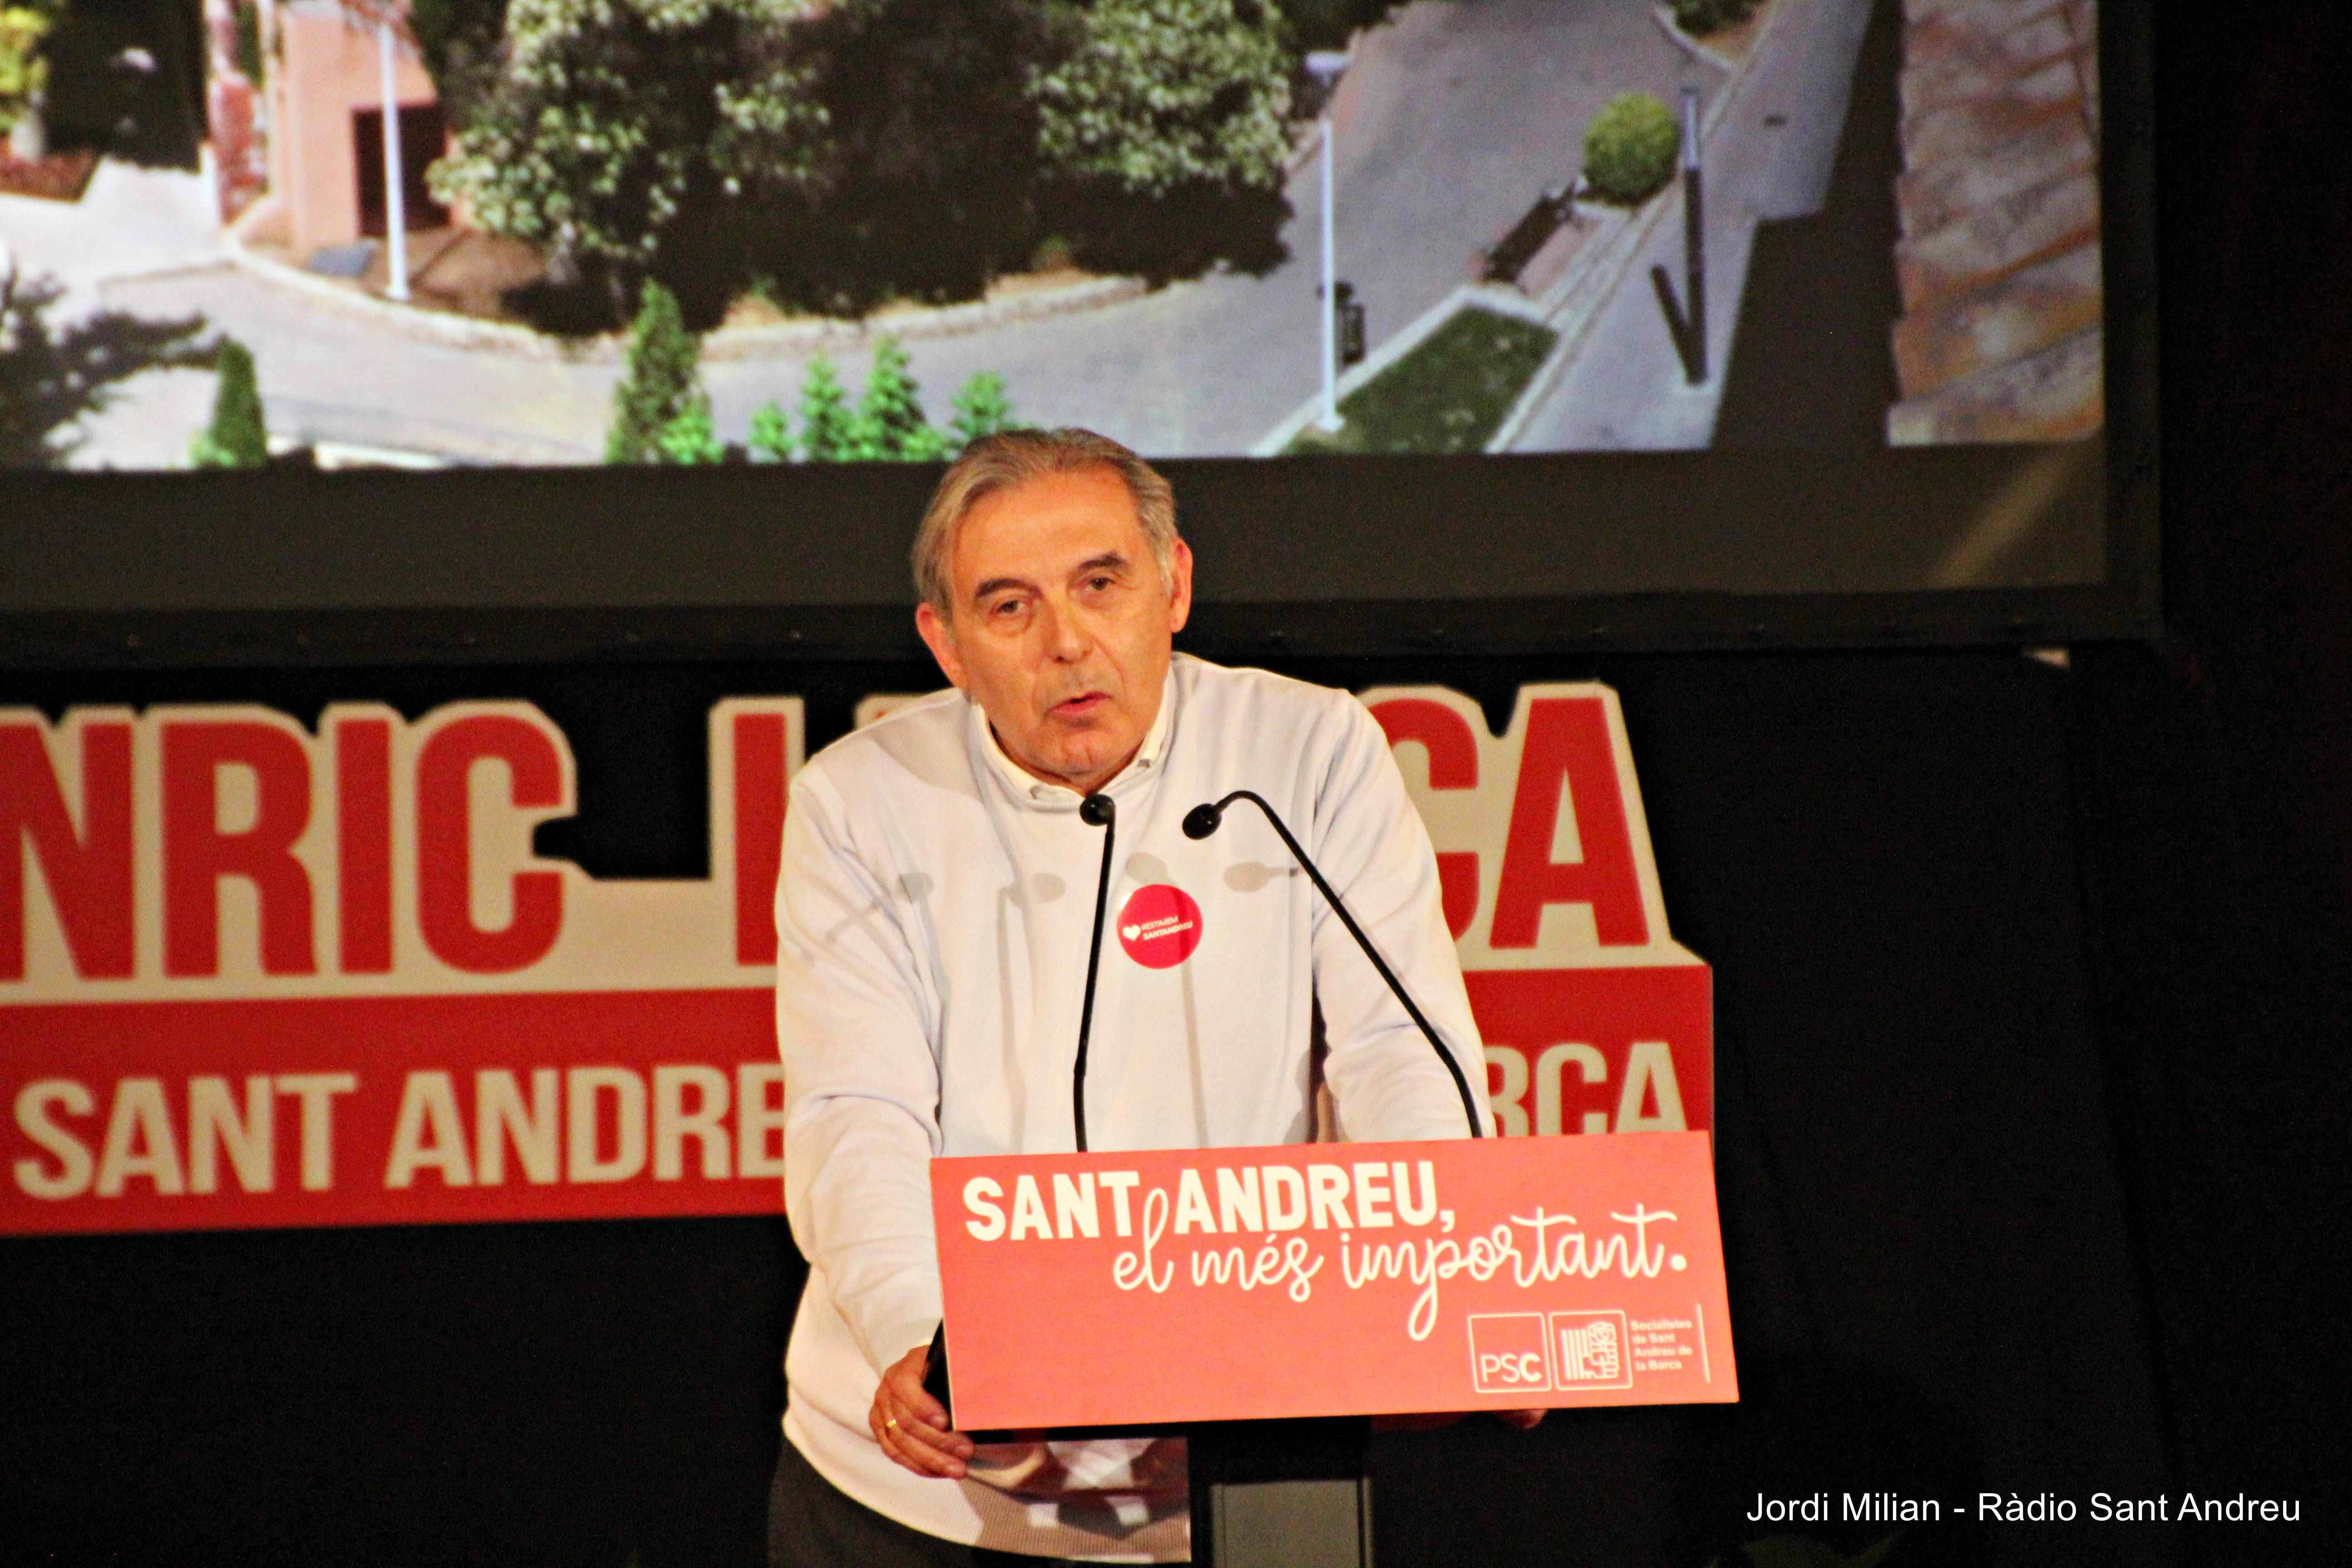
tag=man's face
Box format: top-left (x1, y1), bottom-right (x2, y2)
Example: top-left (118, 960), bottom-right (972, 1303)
top-left (916, 466), bottom-right (1193, 796)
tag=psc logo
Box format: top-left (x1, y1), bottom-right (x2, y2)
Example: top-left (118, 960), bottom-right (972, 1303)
top-left (1467, 1312), bottom-right (1553, 1394)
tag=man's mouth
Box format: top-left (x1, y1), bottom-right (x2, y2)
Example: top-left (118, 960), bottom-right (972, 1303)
top-left (1050, 692), bottom-right (1111, 720)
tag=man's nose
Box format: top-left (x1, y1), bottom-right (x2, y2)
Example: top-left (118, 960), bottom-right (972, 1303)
top-left (1040, 596), bottom-right (1092, 662)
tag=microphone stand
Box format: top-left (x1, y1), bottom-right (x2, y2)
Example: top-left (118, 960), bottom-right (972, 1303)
top-left (1177, 788), bottom-right (1466, 1564)
top-left (1073, 792), bottom-right (1117, 1152)
top-left (1185, 789), bottom-right (1484, 1139)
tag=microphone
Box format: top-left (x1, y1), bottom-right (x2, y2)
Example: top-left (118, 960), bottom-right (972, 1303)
top-left (1072, 792), bottom-right (1117, 1152)
top-left (1184, 791), bottom-right (1485, 1137)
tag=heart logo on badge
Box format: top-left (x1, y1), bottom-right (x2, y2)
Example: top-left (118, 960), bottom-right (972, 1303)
top-left (1116, 885), bottom-right (1203, 969)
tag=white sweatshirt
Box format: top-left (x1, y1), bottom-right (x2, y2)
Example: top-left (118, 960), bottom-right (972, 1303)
top-left (774, 655), bottom-right (1491, 1557)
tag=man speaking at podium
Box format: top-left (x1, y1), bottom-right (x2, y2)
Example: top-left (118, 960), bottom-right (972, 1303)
top-left (770, 429), bottom-right (1513, 1566)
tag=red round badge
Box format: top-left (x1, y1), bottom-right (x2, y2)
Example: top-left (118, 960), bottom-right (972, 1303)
top-left (1116, 884), bottom-right (1204, 969)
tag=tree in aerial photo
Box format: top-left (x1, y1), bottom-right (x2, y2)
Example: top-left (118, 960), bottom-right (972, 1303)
top-left (604, 279), bottom-right (714, 463)
top-left (603, 276), bottom-right (1018, 463)
top-left (426, 0), bottom-right (1312, 329)
top-left (431, 0), bottom-right (829, 324)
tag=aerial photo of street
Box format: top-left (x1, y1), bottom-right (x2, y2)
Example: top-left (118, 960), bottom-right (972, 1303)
top-left (0, 0), bottom-right (2103, 469)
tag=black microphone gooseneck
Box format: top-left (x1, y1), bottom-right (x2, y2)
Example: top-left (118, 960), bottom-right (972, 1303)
top-left (1071, 792), bottom-right (1118, 1152)
top-left (1184, 790), bottom-right (1485, 1138)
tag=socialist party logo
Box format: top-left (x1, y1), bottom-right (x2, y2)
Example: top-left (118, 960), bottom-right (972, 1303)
top-left (1553, 1311), bottom-right (1628, 1386)
top-left (1468, 1310), bottom-right (1635, 1395)
top-left (1116, 885), bottom-right (1203, 968)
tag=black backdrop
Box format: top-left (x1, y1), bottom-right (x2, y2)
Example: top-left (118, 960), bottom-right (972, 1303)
top-left (4, 5), bottom-right (2346, 1565)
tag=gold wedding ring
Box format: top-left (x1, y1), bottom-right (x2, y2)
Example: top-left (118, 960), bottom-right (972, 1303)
top-left (885, 1418), bottom-right (899, 1430)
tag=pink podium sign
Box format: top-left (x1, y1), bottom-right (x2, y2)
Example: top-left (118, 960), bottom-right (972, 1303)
top-left (929, 1131), bottom-right (1737, 1430)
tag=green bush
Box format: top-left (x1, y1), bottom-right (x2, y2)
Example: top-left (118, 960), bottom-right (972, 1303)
top-left (949, 372), bottom-right (1019, 446)
top-left (432, 0), bottom-right (826, 289)
top-left (0, 6), bottom-right (49, 134)
top-left (606, 280), bottom-right (705, 464)
top-left (654, 397), bottom-right (722, 464)
top-left (747, 399), bottom-right (791, 461)
top-left (794, 357), bottom-right (857, 461)
top-left (189, 340), bottom-right (269, 468)
top-left (848, 337), bottom-right (948, 462)
top-left (1581, 92), bottom-right (1681, 206)
top-left (1030, 0), bottom-right (1291, 200)
top-left (1671, 0), bottom-right (1758, 37)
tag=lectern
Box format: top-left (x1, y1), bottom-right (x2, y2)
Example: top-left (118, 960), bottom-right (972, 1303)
top-left (927, 1131), bottom-right (1737, 1565)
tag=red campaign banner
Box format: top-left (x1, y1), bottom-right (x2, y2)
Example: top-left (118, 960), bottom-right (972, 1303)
top-left (1471, 965), bottom-right (1712, 1138)
top-left (1, 682), bottom-right (1713, 1236)
top-left (931, 1132), bottom-right (1737, 1429)
top-left (1, 990), bottom-right (782, 1235)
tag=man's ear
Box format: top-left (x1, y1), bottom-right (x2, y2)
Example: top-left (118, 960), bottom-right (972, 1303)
top-left (915, 602), bottom-right (966, 690)
top-left (1165, 539), bottom-right (1196, 635)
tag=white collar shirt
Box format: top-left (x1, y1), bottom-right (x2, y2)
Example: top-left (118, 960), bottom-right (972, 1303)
top-left (774, 654), bottom-right (1488, 1552)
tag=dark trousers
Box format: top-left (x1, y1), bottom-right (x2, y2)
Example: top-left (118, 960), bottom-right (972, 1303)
top-left (768, 1436), bottom-right (1083, 1568)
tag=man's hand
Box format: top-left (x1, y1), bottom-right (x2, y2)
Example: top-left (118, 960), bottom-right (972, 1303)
top-left (870, 1343), bottom-right (975, 1480)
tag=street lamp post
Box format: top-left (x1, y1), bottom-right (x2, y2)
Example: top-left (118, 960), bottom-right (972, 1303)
top-left (377, 15), bottom-right (407, 302)
top-left (1678, 85), bottom-right (1703, 384)
top-left (1646, 85), bottom-right (1709, 385)
top-left (1305, 50), bottom-right (1349, 432)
